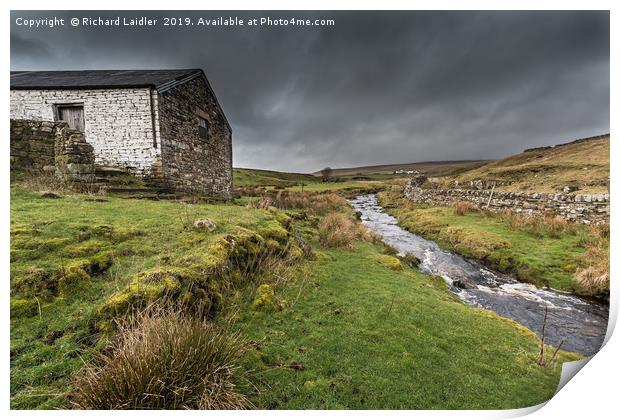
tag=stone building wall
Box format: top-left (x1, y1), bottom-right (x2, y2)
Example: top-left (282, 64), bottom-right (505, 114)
top-left (158, 76), bottom-right (232, 199)
top-left (10, 88), bottom-right (160, 175)
top-left (403, 178), bottom-right (609, 225)
top-left (10, 119), bottom-right (95, 186)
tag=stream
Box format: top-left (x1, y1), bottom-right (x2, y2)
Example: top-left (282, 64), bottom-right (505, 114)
top-left (349, 194), bottom-right (609, 356)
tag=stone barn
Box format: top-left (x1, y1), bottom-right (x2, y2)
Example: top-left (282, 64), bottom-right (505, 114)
top-left (10, 69), bottom-right (232, 199)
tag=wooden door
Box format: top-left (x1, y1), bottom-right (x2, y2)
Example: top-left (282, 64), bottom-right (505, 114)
top-left (58, 106), bottom-right (85, 132)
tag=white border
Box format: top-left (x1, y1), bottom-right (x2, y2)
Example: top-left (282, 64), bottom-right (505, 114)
top-left (3, 2), bottom-right (617, 419)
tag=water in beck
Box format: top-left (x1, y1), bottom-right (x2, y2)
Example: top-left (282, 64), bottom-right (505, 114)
top-left (349, 194), bottom-right (608, 356)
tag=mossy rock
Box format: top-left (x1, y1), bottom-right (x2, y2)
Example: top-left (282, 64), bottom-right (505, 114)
top-left (88, 252), bottom-right (114, 274)
top-left (253, 284), bottom-right (286, 312)
top-left (256, 220), bottom-right (290, 245)
top-left (99, 282), bottom-right (170, 321)
top-left (376, 255), bottom-right (403, 271)
top-left (400, 253), bottom-right (421, 268)
top-left (58, 263), bottom-right (91, 296)
top-left (11, 267), bottom-right (58, 299)
top-left (98, 265), bottom-right (222, 322)
top-left (10, 298), bottom-right (39, 319)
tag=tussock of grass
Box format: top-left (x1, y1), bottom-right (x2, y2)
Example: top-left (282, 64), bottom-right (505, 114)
top-left (71, 307), bottom-right (250, 409)
top-left (574, 224), bottom-right (610, 296)
top-left (272, 191), bottom-right (349, 215)
top-left (318, 213), bottom-right (372, 248)
top-left (497, 210), bottom-right (578, 238)
top-left (453, 201), bottom-right (479, 216)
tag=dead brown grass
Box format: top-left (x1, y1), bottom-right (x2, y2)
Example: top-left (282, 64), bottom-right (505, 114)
top-left (448, 136), bottom-right (609, 194)
top-left (575, 224), bottom-right (610, 296)
top-left (14, 171), bottom-right (106, 197)
top-left (496, 210), bottom-right (578, 238)
top-left (71, 307), bottom-right (250, 409)
top-left (453, 201), bottom-right (479, 216)
top-left (318, 213), bottom-right (373, 248)
top-left (247, 191), bottom-right (347, 215)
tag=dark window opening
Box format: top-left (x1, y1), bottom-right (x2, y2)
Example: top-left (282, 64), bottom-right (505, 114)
top-left (198, 116), bottom-right (208, 141)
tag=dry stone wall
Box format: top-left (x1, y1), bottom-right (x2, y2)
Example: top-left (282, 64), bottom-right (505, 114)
top-left (10, 119), bottom-right (56, 172)
top-left (11, 119), bottom-right (95, 186)
top-left (404, 176), bottom-right (609, 225)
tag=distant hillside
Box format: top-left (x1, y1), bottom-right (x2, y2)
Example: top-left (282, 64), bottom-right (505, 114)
top-left (312, 160), bottom-right (490, 178)
top-left (233, 168), bottom-right (316, 187)
top-left (446, 134), bottom-right (610, 194)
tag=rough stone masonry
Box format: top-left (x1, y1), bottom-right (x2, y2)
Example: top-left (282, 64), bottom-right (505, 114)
top-left (10, 69), bottom-right (232, 199)
top-left (10, 119), bottom-right (96, 187)
top-left (403, 173), bottom-right (609, 224)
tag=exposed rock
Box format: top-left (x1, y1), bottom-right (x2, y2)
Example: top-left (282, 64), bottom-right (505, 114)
top-left (193, 219), bottom-right (217, 232)
top-left (452, 278), bottom-right (478, 289)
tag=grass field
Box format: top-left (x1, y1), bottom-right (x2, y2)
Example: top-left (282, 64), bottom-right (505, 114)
top-left (233, 159), bottom-right (490, 192)
top-left (233, 168), bottom-right (316, 188)
top-left (10, 185), bottom-right (290, 408)
top-left (234, 242), bottom-right (577, 409)
top-left (10, 181), bottom-right (578, 409)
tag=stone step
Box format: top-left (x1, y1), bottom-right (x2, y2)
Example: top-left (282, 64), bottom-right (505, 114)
top-left (120, 193), bottom-right (183, 201)
top-left (107, 186), bottom-right (164, 193)
top-left (94, 165), bottom-right (131, 177)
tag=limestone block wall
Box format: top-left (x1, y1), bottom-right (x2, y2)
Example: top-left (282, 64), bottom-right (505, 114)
top-left (404, 179), bottom-right (609, 225)
top-left (158, 76), bottom-right (233, 199)
top-left (10, 88), bottom-right (160, 175)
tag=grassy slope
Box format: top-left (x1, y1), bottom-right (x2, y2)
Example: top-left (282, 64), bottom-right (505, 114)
top-left (447, 136), bottom-right (610, 193)
top-left (11, 185), bottom-right (579, 409)
top-left (9, 186), bottom-right (282, 409)
top-left (378, 192), bottom-right (591, 292)
top-left (233, 168), bottom-right (316, 187)
top-left (235, 242), bottom-right (577, 409)
top-left (234, 167), bottom-right (395, 193)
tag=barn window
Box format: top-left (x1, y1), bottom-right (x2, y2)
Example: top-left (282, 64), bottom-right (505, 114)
top-left (198, 116), bottom-right (208, 141)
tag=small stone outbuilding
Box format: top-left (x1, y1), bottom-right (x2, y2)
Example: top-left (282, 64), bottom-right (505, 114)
top-left (10, 69), bottom-right (232, 199)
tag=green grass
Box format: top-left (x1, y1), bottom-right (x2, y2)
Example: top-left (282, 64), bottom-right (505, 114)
top-left (378, 192), bottom-right (590, 292)
top-left (10, 185), bottom-right (286, 409)
top-left (11, 182), bottom-right (580, 409)
top-left (233, 167), bottom-right (393, 194)
top-left (233, 168), bottom-right (317, 187)
top-left (285, 180), bottom-right (386, 193)
top-left (234, 241), bottom-right (577, 409)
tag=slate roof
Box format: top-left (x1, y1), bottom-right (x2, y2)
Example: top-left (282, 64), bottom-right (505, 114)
top-left (10, 69), bottom-right (203, 91)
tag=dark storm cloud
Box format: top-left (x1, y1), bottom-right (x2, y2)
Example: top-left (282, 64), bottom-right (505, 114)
top-left (10, 11), bottom-right (609, 172)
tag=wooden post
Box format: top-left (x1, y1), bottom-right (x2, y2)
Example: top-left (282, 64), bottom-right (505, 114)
top-left (486, 182), bottom-right (496, 208)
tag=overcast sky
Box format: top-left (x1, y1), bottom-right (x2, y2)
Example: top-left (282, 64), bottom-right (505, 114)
top-left (10, 11), bottom-right (609, 172)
